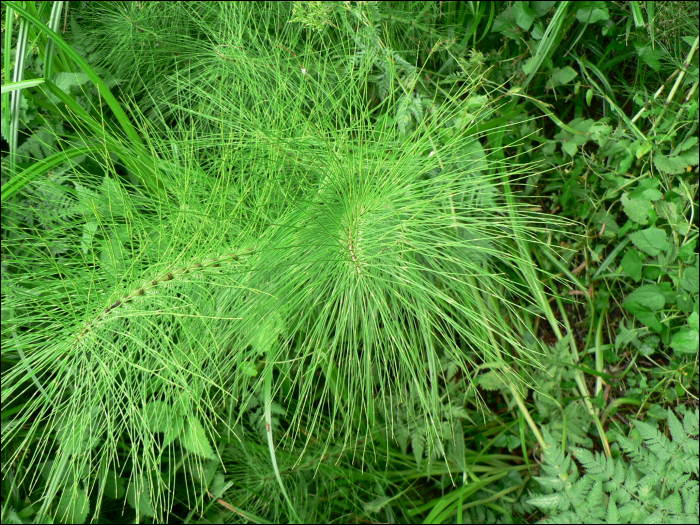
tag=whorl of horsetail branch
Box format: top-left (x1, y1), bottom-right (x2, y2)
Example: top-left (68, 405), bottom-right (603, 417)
top-left (72, 249), bottom-right (253, 347)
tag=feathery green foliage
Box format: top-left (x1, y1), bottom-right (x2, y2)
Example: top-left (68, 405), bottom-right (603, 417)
top-left (528, 407), bottom-right (700, 524)
top-left (1, 2), bottom-right (558, 522)
top-left (2, 1), bottom-right (697, 523)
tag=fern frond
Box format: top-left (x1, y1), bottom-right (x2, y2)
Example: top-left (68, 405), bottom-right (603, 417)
top-left (529, 408), bottom-right (699, 524)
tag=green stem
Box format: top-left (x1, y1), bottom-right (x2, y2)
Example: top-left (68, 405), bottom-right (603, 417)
top-left (509, 386), bottom-right (546, 450)
top-left (601, 397), bottom-right (643, 425)
top-left (594, 300), bottom-right (609, 411)
top-left (264, 363), bottom-right (300, 523)
top-left (549, 282), bottom-right (612, 458)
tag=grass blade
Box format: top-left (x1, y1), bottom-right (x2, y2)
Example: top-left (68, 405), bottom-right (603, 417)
top-left (522, 1), bottom-right (570, 90)
top-left (5, 0), bottom-right (144, 148)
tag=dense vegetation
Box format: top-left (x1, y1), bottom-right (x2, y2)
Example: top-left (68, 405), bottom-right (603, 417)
top-left (1, 1), bottom-right (698, 523)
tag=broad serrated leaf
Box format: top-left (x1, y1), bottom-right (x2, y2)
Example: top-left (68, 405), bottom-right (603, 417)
top-left (528, 492), bottom-right (568, 511)
top-left (607, 495), bottom-right (620, 524)
top-left (181, 417), bottom-right (217, 460)
top-left (628, 227), bottom-right (671, 256)
top-left (102, 471), bottom-right (126, 500)
top-left (621, 193), bottom-right (652, 224)
top-left (635, 43), bottom-right (664, 71)
top-left (654, 154), bottom-right (687, 174)
top-left (56, 486), bottom-right (90, 524)
top-left (142, 401), bottom-right (183, 447)
top-left (680, 146), bottom-right (699, 166)
top-left (411, 424), bottom-right (426, 468)
top-left (667, 409), bottom-right (688, 448)
top-left (680, 264), bottom-right (699, 293)
top-left (623, 285), bottom-right (666, 311)
top-left (676, 135), bottom-right (698, 153)
top-left (670, 328), bottom-right (699, 354)
top-left (689, 312), bottom-right (699, 331)
top-left (126, 477), bottom-right (155, 518)
top-left (477, 371), bottom-right (505, 391)
top-left (657, 200), bottom-right (690, 235)
top-left (629, 179), bottom-right (663, 201)
top-left (621, 249), bottom-right (644, 281)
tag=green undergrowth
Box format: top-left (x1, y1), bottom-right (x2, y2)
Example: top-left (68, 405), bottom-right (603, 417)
top-left (1, 1), bottom-right (698, 524)
top-left (528, 407), bottom-right (699, 524)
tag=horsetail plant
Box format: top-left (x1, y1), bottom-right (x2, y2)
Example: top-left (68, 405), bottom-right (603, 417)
top-left (2, 2), bottom-right (567, 522)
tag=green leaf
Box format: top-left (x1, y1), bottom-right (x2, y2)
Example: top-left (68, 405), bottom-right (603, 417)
top-left (576, 3), bottom-right (610, 23)
top-left (240, 360), bottom-right (258, 376)
top-left (521, 57), bottom-right (536, 75)
top-left (653, 154), bottom-right (687, 174)
top-left (670, 328), bottom-right (699, 354)
top-left (618, 150), bottom-right (634, 173)
top-left (634, 310), bottom-right (662, 333)
top-left (629, 179), bottom-right (663, 201)
top-left (623, 285), bottom-right (667, 311)
top-left (645, 404), bottom-right (668, 419)
top-left (531, 21), bottom-right (544, 39)
top-left (56, 486), bottom-right (89, 524)
top-left (532, 1), bottom-right (557, 16)
top-left (17, 505), bottom-right (36, 519)
top-left (676, 135), bottom-right (698, 153)
top-left (1, 145), bottom-right (95, 203)
top-left (512, 2), bottom-right (537, 30)
top-left (639, 334), bottom-right (660, 355)
top-left (606, 495), bottom-right (620, 523)
top-left (126, 477), bottom-right (155, 518)
top-left (622, 285), bottom-right (666, 332)
top-left (142, 401), bottom-right (183, 447)
top-left (636, 141), bottom-right (652, 158)
top-left (680, 146), bottom-right (699, 166)
top-left (586, 88), bottom-right (593, 106)
top-left (549, 66), bottom-right (578, 87)
top-left (562, 140), bottom-right (578, 157)
top-left (102, 471), bottom-right (126, 500)
top-left (181, 418), bottom-right (217, 460)
top-left (680, 265), bottom-right (699, 294)
top-left (478, 371), bottom-right (506, 391)
top-left (364, 496), bottom-right (392, 514)
top-left (46, 71), bottom-right (91, 104)
top-left (634, 42), bottom-right (664, 71)
top-left (677, 293), bottom-right (695, 313)
top-left (621, 249), bottom-right (644, 282)
top-left (621, 193), bottom-right (652, 224)
top-left (679, 240), bottom-right (697, 263)
top-left (1, 78), bottom-right (44, 94)
top-left (615, 322), bottom-right (641, 350)
top-left (689, 312), bottom-right (699, 331)
top-left (657, 201), bottom-right (690, 236)
top-left (628, 227), bottom-right (670, 256)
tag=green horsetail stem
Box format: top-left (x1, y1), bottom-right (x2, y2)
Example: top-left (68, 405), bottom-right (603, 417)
top-left (73, 249), bottom-right (253, 348)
